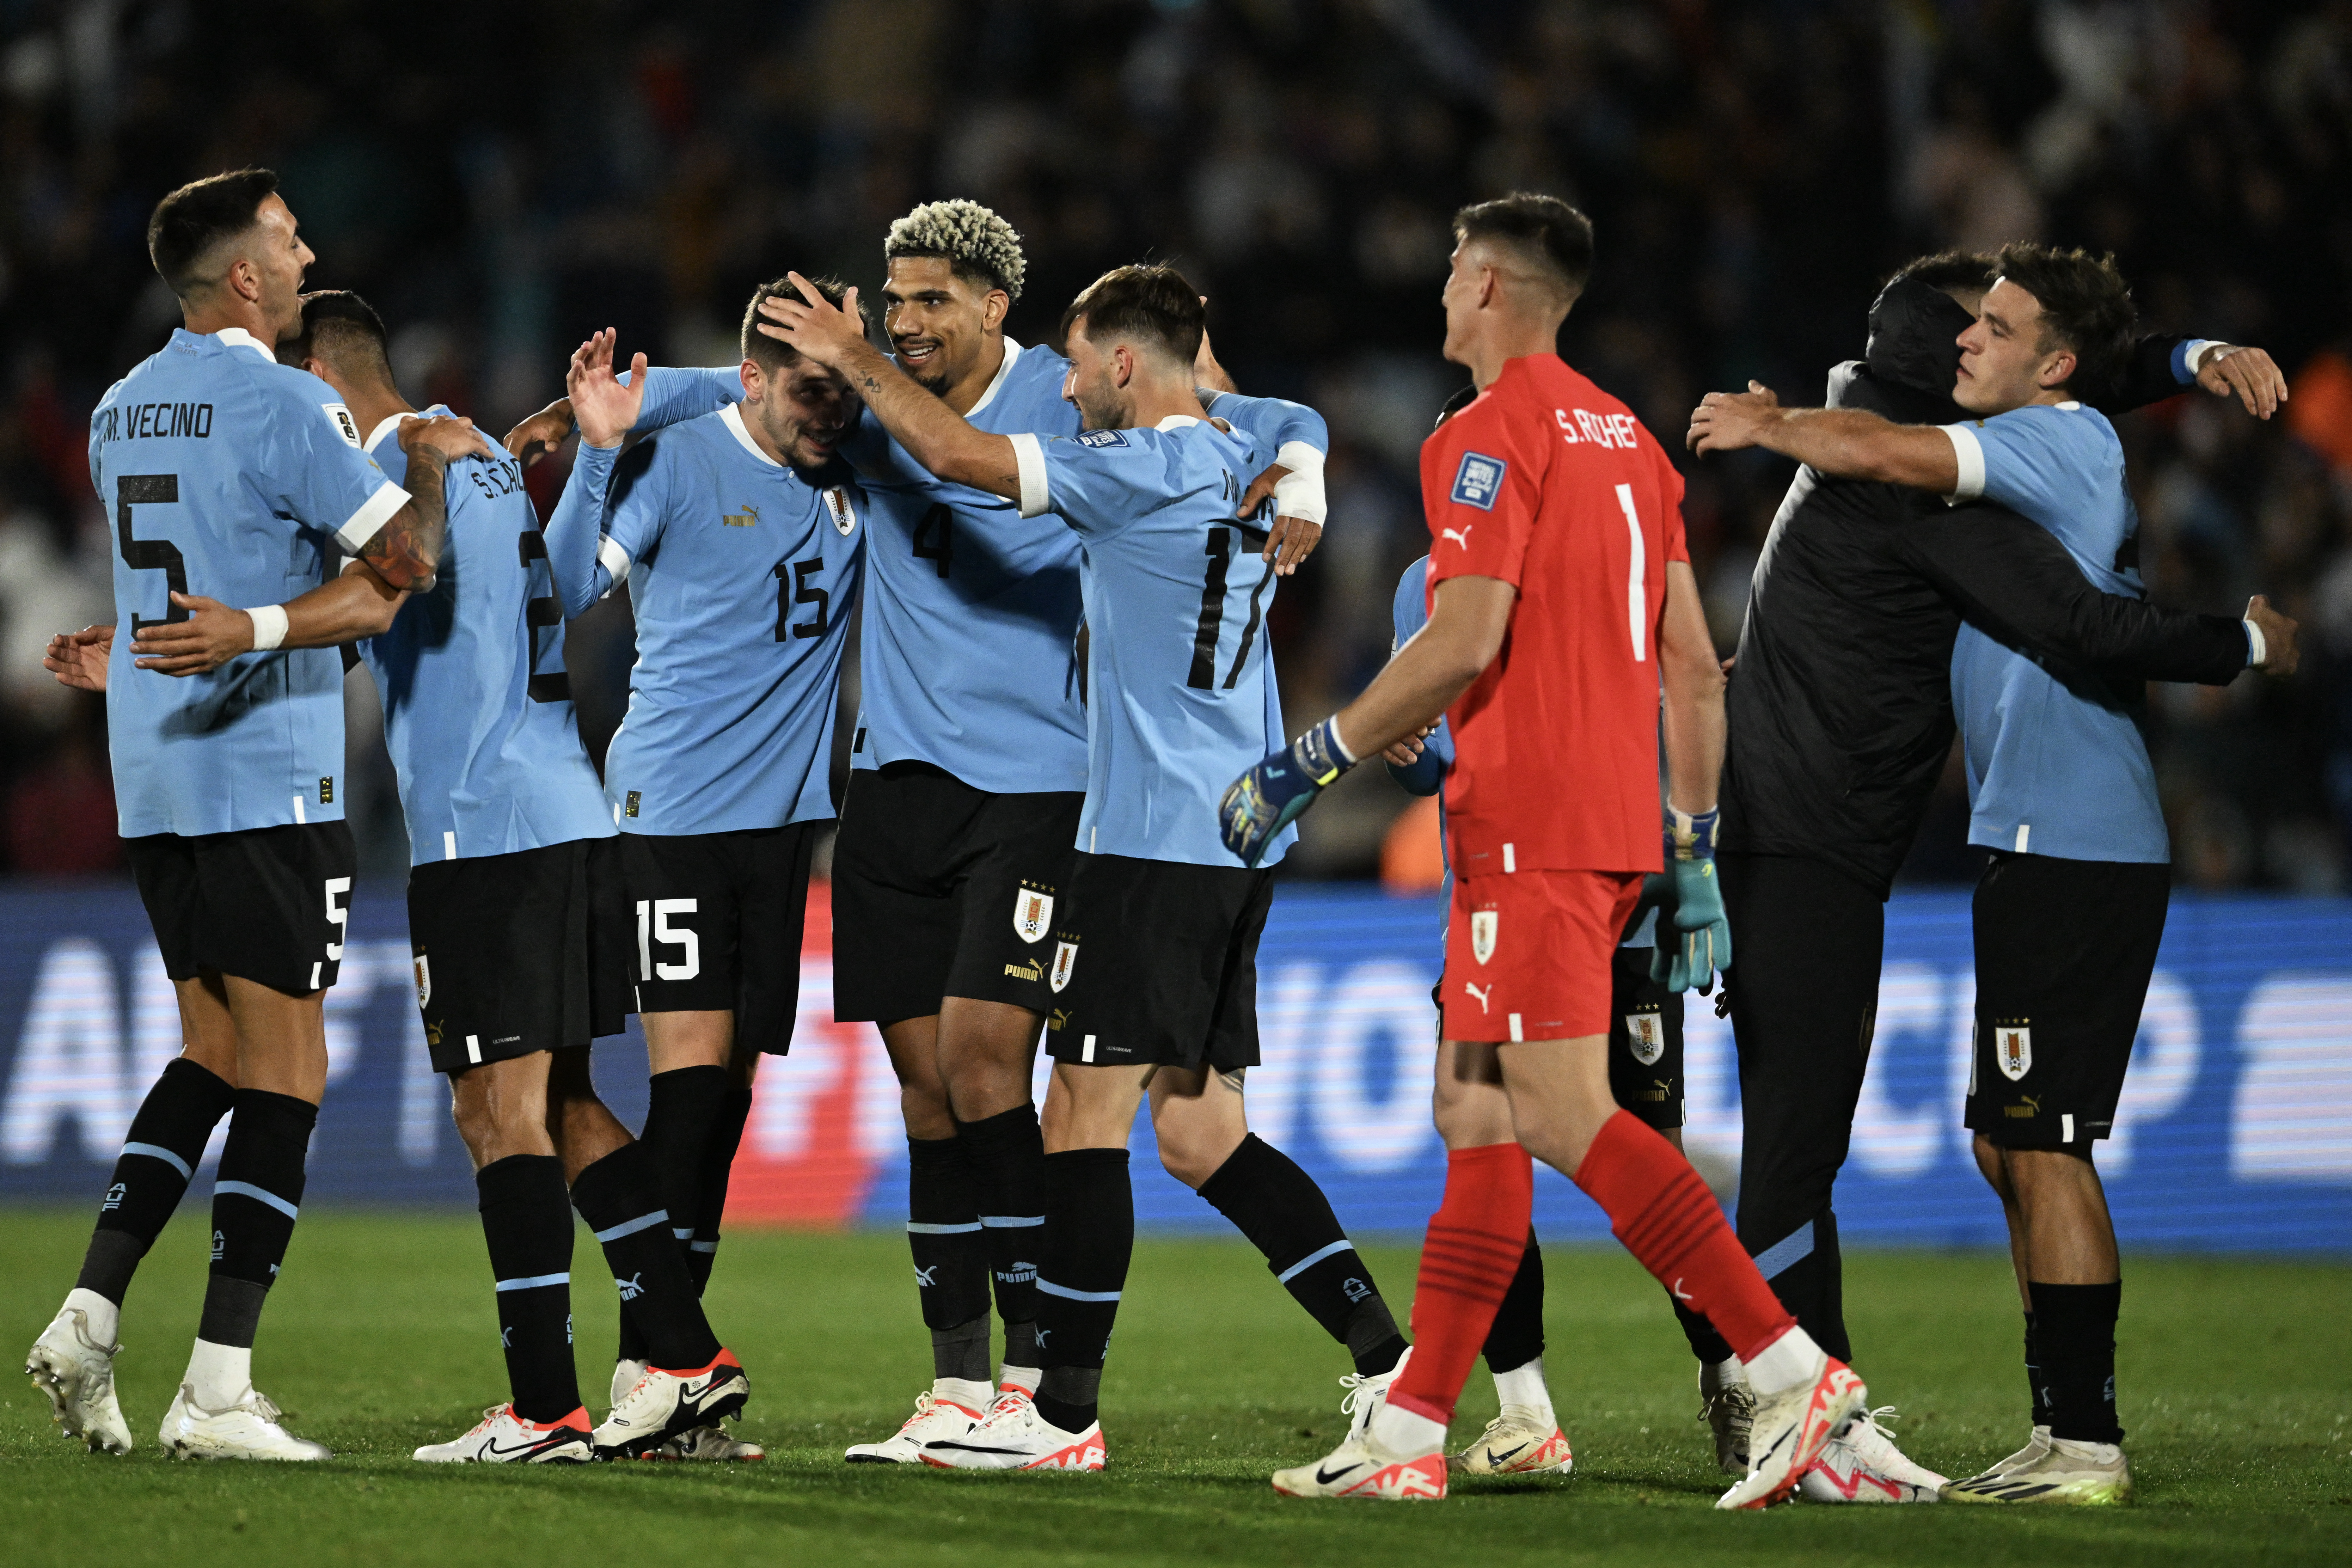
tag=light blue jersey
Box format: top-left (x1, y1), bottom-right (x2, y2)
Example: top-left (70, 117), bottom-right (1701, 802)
top-left (1942, 400), bottom-right (2167, 863)
top-left (359, 407), bottom-right (611, 865)
top-left (90, 327), bottom-right (410, 837)
top-left (1009, 415), bottom-right (1291, 867)
top-left (633, 347), bottom-right (1328, 796)
top-left (544, 405), bottom-right (864, 834)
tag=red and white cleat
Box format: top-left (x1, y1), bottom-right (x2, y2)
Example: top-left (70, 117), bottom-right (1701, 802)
top-left (919, 1387), bottom-right (1104, 1471)
top-left (1273, 1430), bottom-right (1448, 1500)
top-left (414, 1403), bottom-right (593, 1463)
top-left (593, 1348), bottom-right (748, 1458)
top-left (1799, 1406), bottom-right (1944, 1503)
top-left (844, 1389), bottom-right (986, 1464)
top-left (1717, 1352), bottom-right (1867, 1510)
top-left (1451, 1406), bottom-right (1574, 1477)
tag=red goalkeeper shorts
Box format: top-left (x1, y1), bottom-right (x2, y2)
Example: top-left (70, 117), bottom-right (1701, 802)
top-left (1440, 868), bottom-right (1644, 1043)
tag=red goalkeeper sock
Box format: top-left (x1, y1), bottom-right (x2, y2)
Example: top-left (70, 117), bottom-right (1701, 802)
top-left (1573, 1111), bottom-right (1795, 1363)
top-left (1389, 1143), bottom-right (1533, 1426)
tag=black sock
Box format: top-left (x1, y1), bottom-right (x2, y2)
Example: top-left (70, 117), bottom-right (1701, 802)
top-left (688, 1087), bottom-right (753, 1294)
top-left (572, 1142), bottom-right (721, 1371)
top-left (1741, 1206), bottom-right (1849, 1363)
top-left (2032, 1281), bottom-right (2122, 1444)
top-left (908, 1134), bottom-right (993, 1361)
top-left (1032, 1148), bottom-right (1131, 1433)
top-left (2024, 1309), bottom-right (2049, 1427)
top-left (959, 1104), bottom-right (1046, 1350)
top-left (1196, 1133), bottom-right (1406, 1377)
top-left (477, 1154), bottom-right (580, 1422)
top-left (195, 1089), bottom-right (316, 1348)
top-left (76, 1057), bottom-right (236, 1307)
top-left (1481, 1231), bottom-right (1545, 1372)
top-left (1672, 1296), bottom-right (1735, 1365)
top-left (617, 1065), bottom-right (727, 1364)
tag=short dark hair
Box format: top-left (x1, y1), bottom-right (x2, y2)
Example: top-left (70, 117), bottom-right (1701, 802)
top-left (283, 290), bottom-right (392, 383)
top-left (1452, 193), bottom-right (1594, 305)
top-left (148, 168), bottom-right (280, 297)
top-left (1889, 249), bottom-right (1996, 298)
top-left (742, 275), bottom-right (860, 372)
top-left (1990, 242), bottom-right (2136, 400)
top-left (1058, 265), bottom-right (1203, 367)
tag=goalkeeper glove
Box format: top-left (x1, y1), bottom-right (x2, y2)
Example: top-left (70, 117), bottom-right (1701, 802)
top-left (1649, 804), bottom-right (1731, 995)
top-left (1219, 716), bottom-right (1356, 867)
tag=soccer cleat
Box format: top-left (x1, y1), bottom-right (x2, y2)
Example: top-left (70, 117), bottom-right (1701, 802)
top-left (1339, 1347), bottom-right (1408, 1443)
top-left (844, 1389), bottom-right (985, 1464)
top-left (25, 1305), bottom-right (133, 1454)
top-left (1273, 1429), bottom-right (1447, 1500)
top-left (1451, 1405), bottom-right (1574, 1477)
top-left (1798, 1406), bottom-right (1945, 1502)
top-left (593, 1348), bottom-right (748, 1458)
top-left (1964, 1422), bottom-right (2052, 1481)
top-left (919, 1387), bottom-right (1104, 1471)
top-left (413, 1403), bottom-right (593, 1463)
top-left (1716, 1352), bottom-right (1866, 1510)
top-left (1941, 1434), bottom-right (2131, 1505)
top-left (609, 1358), bottom-right (646, 1410)
top-left (1697, 1361), bottom-right (1753, 1476)
top-left (160, 1382), bottom-right (331, 1461)
top-left (661, 1423), bottom-right (766, 1461)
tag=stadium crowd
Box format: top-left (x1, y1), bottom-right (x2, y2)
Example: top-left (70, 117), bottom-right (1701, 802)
top-left (0, 0), bottom-right (2344, 885)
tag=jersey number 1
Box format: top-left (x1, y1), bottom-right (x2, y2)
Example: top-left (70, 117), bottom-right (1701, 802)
top-left (1616, 483), bottom-right (1647, 663)
top-left (117, 474), bottom-right (188, 632)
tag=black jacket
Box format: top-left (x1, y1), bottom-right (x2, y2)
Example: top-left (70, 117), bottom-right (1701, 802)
top-left (1716, 277), bottom-right (2250, 895)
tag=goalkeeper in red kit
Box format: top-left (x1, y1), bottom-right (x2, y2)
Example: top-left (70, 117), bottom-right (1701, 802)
top-left (1221, 194), bottom-right (1863, 1509)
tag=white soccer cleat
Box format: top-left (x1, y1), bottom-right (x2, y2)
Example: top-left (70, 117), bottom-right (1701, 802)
top-left (1716, 1352), bottom-right (1866, 1510)
top-left (844, 1389), bottom-right (985, 1464)
top-left (661, 1423), bottom-right (766, 1461)
top-left (1273, 1428), bottom-right (1447, 1500)
top-left (1941, 1433), bottom-right (2131, 1505)
top-left (593, 1348), bottom-right (748, 1458)
top-left (413, 1403), bottom-right (593, 1463)
top-left (25, 1306), bottom-right (133, 1454)
top-left (160, 1382), bottom-right (330, 1461)
top-left (1339, 1348), bottom-right (1407, 1443)
top-left (1965, 1422), bottom-right (2052, 1481)
top-left (609, 1358), bottom-right (646, 1410)
top-left (919, 1387), bottom-right (1104, 1471)
top-left (1697, 1360), bottom-right (1753, 1476)
top-left (1451, 1405), bottom-right (1574, 1477)
top-left (1798, 1406), bottom-right (1945, 1502)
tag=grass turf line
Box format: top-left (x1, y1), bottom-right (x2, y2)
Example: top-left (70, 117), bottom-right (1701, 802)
top-left (2, 1209), bottom-right (2346, 1567)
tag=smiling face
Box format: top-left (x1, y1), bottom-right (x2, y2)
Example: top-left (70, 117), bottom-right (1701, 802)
top-left (1954, 277), bottom-right (2074, 415)
top-left (883, 256), bottom-right (1006, 397)
top-left (741, 355), bottom-right (861, 471)
top-left (243, 194), bottom-right (316, 343)
top-left (1058, 319), bottom-right (1133, 431)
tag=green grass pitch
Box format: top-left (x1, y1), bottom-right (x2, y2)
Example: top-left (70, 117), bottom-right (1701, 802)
top-left (3, 1209), bottom-right (2346, 1567)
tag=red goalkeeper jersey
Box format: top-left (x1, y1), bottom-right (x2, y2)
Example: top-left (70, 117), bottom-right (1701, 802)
top-left (1421, 353), bottom-right (1689, 877)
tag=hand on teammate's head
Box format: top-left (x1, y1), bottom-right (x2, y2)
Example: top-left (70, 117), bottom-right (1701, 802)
top-left (398, 412), bottom-right (495, 463)
top-left (758, 274), bottom-right (866, 367)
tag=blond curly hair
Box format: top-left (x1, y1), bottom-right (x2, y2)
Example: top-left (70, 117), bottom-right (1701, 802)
top-left (884, 199), bottom-right (1027, 302)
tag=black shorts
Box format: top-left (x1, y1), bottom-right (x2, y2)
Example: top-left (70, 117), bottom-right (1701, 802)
top-left (619, 822), bottom-right (819, 1055)
top-left (1964, 851), bottom-right (2170, 1152)
top-left (831, 762), bottom-right (1084, 1025)
top-left (127, 821), bottom-right (357, 996)
top-left (1609, 945), bottom-right (1686, 1129)
top-left (409, 837), bottom-right (634, 1076)
top-left (1044, 851), bottom-right (1273, 1073)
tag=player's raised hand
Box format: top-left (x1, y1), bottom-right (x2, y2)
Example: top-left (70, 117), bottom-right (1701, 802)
top-left (398, 412), bottom-right (496, 464)
top-left (129, 594), bottom-right (257, 676)
top-left (1237, 464), bottom-right (1323, 575)
top-left (1687, 381), bottom-right (1781, 455)
top-left (43, 624), bottom-right (112, 691)
top-left (2245, 594), bottom-right (2300, 676)
top-left (567, 329), bottom-right (647, 450)
top-left (2196, 344), bottom-right (2288, 420)
top-left (1219, 717), bottom-right (1357, 867)
top-left (758, 275), bottom-right (866, 369)
top-left (503, 397), bottom-right (575, 467)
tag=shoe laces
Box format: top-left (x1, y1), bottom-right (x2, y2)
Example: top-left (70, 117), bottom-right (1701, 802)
top-left (1337, 1370), bottom-right (1385, 1419)
top-left (899, 1391), bottom-right (942, 1433)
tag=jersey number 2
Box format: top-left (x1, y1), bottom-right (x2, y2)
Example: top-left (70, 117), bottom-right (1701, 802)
top-left (117, 474), bottom-right (188, 633)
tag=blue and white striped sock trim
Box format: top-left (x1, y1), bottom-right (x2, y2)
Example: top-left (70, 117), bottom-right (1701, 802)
top-left (1275, 1238), bottom-right (1356, 1285)
top-left (495, 1272), bottom-right (571, 1293)
top-left (1751, 1220), bottom-right (1816, 1281)
top-left (906, 1220), bottom-right (983, 1235)
top-left (592, 1209), bottom-right (671, 1243)
top-left (689, 1240), bottom-right (718, 1254)
top-left (214, 1180), bottom-right (299, 1220)
top-left (1036, 1278), bottom-right (1122, 1303)
top-left (122, 1141), bottom-right (193, 1181)
top-left (981, 1214), bottom-right (1045, 1228)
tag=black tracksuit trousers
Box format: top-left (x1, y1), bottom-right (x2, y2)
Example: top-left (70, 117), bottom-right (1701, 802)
top-left (1718, 851), bottom-right (1888, 1364)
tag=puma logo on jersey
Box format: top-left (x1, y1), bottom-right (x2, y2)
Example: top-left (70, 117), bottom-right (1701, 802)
top-left (1464, 981), bottom-right (1493, 1013)
top-left (1442, 525), bottom-right (1475, 550)
top-left (723, 503), bottom-right (759, 526)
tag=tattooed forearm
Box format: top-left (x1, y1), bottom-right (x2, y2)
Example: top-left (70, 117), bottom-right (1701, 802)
top-left (362, 449), bottom-right (449, 591)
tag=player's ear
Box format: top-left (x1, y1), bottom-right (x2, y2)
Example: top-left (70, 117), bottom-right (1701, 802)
top-left (2041, 348), bottom-right (2076, 391)
top-left (739, 359), bottom-right (763, 403)
top-left (983, 289), bottom-right (1009, 332)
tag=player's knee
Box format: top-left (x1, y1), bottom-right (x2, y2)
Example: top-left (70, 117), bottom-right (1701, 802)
top-left (899, 1081), bottom-right (956, 1141)
top-left (1156, 1127), bottom-right (1235, 1190)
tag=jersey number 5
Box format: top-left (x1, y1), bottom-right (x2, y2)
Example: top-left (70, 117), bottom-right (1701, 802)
top-left (117, 474), bottom-right (188, 632)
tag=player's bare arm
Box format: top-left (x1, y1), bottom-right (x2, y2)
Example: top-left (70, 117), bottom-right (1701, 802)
top-left (766, 273), bottom-right (1023, 500)
top-left (1332, 575), bottom-right (1518, 758)
top-left (2245, 594), bottom-right (2300, 675)
top-left (43, 624), bottom-right (112, 692)
top-left (1657, 560), bottom-right (1725, 812)
top-left (1687, 381), bottom-right (1961, 492)
top-left (2193, 342), bottom-right (2288, 419)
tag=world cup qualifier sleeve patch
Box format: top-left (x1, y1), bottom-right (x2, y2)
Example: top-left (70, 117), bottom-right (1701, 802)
top-left (1451, 451), bottom-right (1506, 509)
top-left (1076, 429), bottom-right (1128, 449)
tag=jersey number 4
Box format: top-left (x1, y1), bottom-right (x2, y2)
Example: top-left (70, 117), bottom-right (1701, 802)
top-left (117, 474), bottom-right (188, 632)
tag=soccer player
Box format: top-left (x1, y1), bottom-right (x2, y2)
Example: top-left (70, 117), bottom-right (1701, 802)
top-left (514, 200), bottom-right (1344, 1463)
top-left (765, 262), bottom-right (1410, 1474)
top-left (539, 276), bottom-right (868, 1455)
top-left (1225, 194), bottom-right (1859, 1509)
top-left (1689, 243), bottom-right (2301, 1506)
top-left (280, 292), bottom-right (748, 1463)
top-left (24, 169), bottom-right (485, 1461)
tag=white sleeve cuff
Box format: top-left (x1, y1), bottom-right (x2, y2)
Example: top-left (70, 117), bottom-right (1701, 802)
top-left (2183, 339), bottom-right (2221, 379)
top-left (245, 604), bottom-right (288, 651)
top-left (335, 479), bottom-right (411, 552)
top-left (2243, 616), bottom-right (2266, 667)
top-left (1939, 423), bottom-right (1986, 505)
top-left (596, 535), bottom-right (634, 593)
top-left (1270, 440), bottom-right (1328, 525)
top-left (1009, 433), bottom-right (1050, 519)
